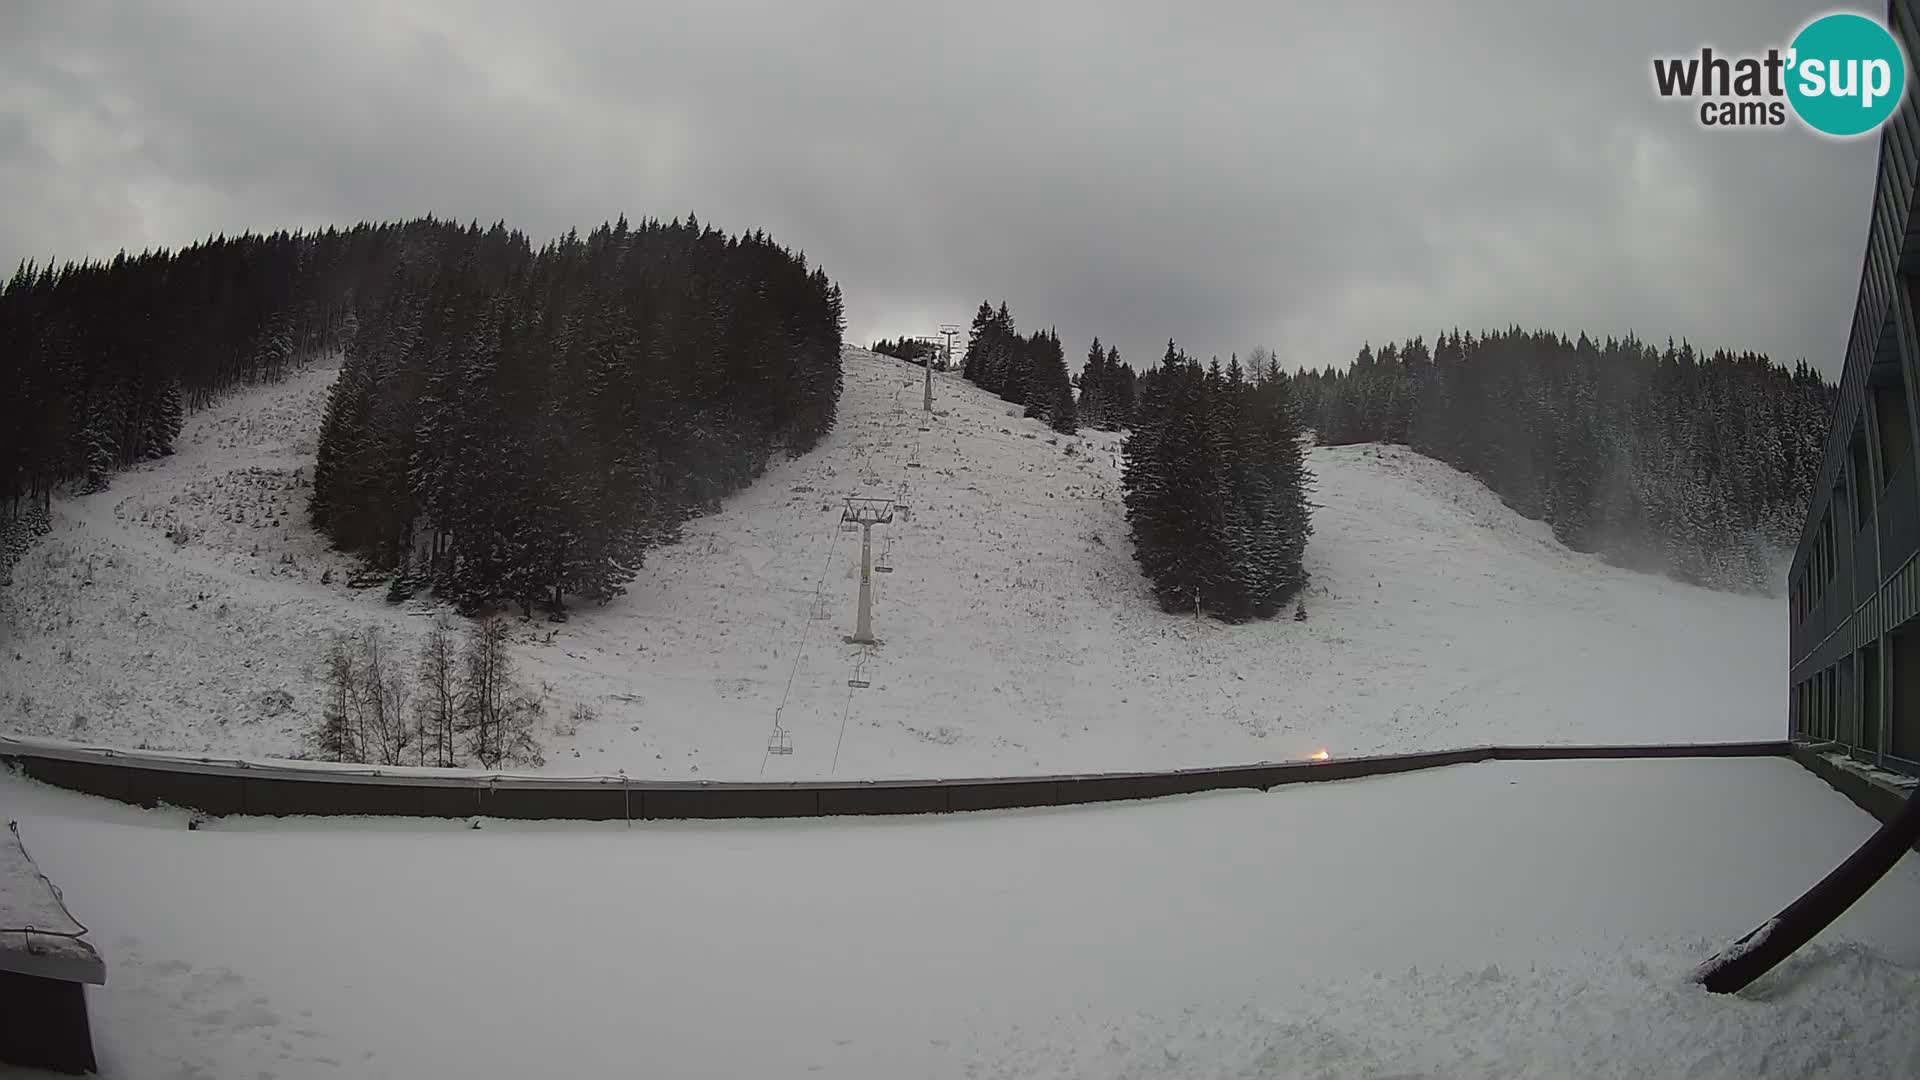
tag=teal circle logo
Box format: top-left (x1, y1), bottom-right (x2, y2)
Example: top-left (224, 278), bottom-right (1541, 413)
top-left (1787, 13), bottom-right (1907, 136)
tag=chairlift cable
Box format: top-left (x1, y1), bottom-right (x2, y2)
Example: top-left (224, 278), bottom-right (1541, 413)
top-left (759, 516), bottom-right (845, 774)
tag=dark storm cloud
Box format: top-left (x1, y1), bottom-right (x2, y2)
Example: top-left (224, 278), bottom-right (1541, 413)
top-left (0, 0), bottom-right (1880, 374)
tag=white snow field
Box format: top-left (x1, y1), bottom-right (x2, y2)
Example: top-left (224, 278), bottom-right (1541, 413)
top-left (1, 347), bottom-right (1781, 778)
top-left (1, 757), bottom-right (1915, 1078)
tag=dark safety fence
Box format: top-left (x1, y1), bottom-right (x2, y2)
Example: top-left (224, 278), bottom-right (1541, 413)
top-left (0, 736), bottom-right (1791, 821)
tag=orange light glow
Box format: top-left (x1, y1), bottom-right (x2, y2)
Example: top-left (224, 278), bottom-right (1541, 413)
top-left (1309, 748), bottom-right (1331, 761)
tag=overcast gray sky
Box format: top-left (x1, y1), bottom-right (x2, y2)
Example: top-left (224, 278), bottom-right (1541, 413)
top-left (0, 0), bottom-right (1883, 375)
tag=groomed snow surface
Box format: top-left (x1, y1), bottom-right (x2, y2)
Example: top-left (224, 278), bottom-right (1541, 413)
top-left (0, 348), bottom-right (1781, 779)
top-left (3, 758), bottom-right (1916, 1078)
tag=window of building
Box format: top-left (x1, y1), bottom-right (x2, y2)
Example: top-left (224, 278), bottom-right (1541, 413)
top-left (1829, 663), bottom-right (1842, 742)
top-left (1861, 640), bottom-right (1881, 755)
top-left (1873, 375), bottom-right (1915, 493)
top-left (1820, 507), bottom-right (1835, 591)
top-left (1893, 622), bottom-right (1920, 765)
top-left (1823, 510), bottom-right (1837, 588)
top-left (1850, 434), bottom-right (1873, 529)
top-left (1820, 668), bottom-right (1832, 740)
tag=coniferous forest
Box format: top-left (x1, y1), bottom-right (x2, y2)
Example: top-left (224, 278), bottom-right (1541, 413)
top-left (0, 215), bottom-right (844, 612)
top-left (311, 216), bottom-right (843, 615)
top-left (1124, 343), bottom-right (1312, 621)
top-left (959, 301), bottom-right (1079, 434)
top-left (0, 222), bottom-right (471, 575)
top-left (868, 337), bottom-right (944, 367)
top-left (1290, 329), bottom-right (1834, 591)
top-left (1075, 336), bottom-right (1139, 430)
top-left (1, 223), bottom-right (448, 512)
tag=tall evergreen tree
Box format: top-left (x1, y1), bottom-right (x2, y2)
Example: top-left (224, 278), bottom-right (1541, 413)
top-left (1077, 337), bottom-right (1108, 428)
top-left (1022, 328), bottom-right (1077, 433)
top-left (1122, 341), bottom-right (1309, 620)
top-left (1106, 345), bottom-right (1137, 428)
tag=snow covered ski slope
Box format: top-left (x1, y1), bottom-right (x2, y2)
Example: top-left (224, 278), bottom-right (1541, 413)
top-left (0, 348), bottom-right (1783, 779)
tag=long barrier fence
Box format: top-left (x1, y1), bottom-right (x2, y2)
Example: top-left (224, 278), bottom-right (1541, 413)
top-left (0, 735), bottom-right (1793, 822)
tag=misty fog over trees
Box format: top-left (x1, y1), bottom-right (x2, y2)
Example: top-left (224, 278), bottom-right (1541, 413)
top-left (1291, 329), bottom-right (1834, 591)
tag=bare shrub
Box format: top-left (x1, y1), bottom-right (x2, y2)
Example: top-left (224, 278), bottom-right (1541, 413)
top-left (357, 627), bottom-right (412, 766)
top-left (461, 615), bottom-right (543, 768)
top-left (554, 701), bottom-right (595, 738)
top-left (313, 631), bottom-right (360, 761)
top-left (314, 615), bottom-right (542, 769)
top-left (415, 616), bottom-right (460, 767)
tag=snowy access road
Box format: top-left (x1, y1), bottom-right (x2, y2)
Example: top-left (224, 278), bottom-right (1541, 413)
top-left (5, 756), bottom-right (1917, 1078)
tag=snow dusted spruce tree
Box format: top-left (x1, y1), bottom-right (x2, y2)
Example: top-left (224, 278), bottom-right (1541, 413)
top-left (1123, 341), bottom-right (1311, 621)
top-left (1075, 337), bottom-right (1137, 430)
top-left (1021, 328), bottom-right (1077, 435)
top-left (962, 301), bottom-right (1020, 401)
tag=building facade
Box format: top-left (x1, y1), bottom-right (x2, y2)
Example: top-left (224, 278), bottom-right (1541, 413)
top-left (1787, 0), bottom-right (1920, 774)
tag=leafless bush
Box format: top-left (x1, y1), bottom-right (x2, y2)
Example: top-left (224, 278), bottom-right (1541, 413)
top-left (554, 701), bottom-right (595, 738)
top-left (415, 616), bottom-right (460, 767)
top-left (313, 615), bottom-right (543, 769)
top-left (357, 627), bottom-right (412, 766)
top-left (313, 631), bottom-right (360, 762)
top-left (310, 626), bottom-right (413, 766)
top-left (461, 615), bottom-right (543, 768)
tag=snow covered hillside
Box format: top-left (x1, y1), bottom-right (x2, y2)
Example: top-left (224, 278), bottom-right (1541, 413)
top-left (0, 347), bottom-right (1783, 778)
